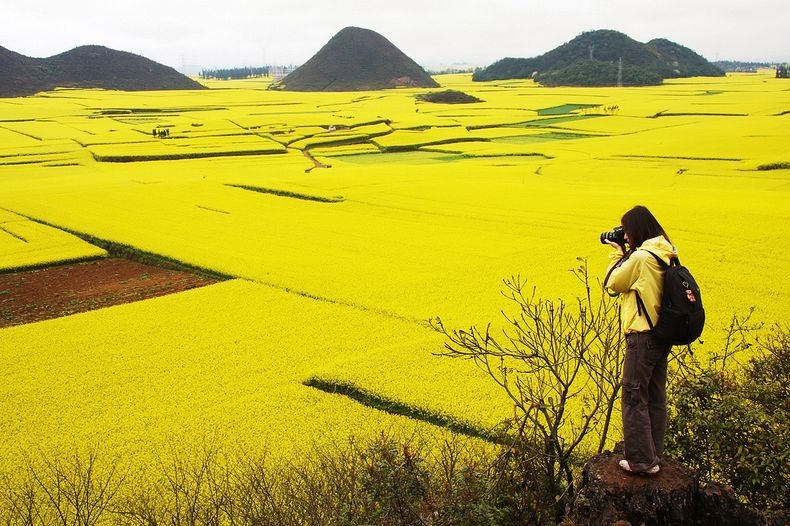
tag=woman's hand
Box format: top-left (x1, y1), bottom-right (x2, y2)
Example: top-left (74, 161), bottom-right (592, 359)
top-left (606, 240), bottom-right (625, 255)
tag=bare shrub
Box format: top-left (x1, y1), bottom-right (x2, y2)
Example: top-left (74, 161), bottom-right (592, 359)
top-left (19, 446), bottom-right (124, 526)
top-left (431, 260), bottom-right (624, 521)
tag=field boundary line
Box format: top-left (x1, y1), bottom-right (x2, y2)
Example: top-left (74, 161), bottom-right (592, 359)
top-left (0, 207), bottom-right (233, 281)
top-left (303, 377), bottom-right (506, 444)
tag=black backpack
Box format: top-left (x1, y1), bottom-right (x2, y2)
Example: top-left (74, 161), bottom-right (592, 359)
top-left (636, 251), bottom-right (705, 346)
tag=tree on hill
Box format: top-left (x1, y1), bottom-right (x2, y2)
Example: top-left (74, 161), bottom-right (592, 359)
top-left (199, 66), bottom-right (270, 80)
top-left (715, 60), bottom-right (772, 72)
top-left (472, 57), bottom-right (538, 81)
top-left (646, 38), bottom-right (725, 77)
top-left (536, 59), bottom-right (663, 87)
top-left (416, 90), bottom-right (482, 104)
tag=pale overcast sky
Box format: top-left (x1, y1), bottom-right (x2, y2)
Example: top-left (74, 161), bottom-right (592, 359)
top-left (2, 0), bottom-right (787, 70)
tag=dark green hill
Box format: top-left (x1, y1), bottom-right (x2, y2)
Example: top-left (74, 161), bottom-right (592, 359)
top-left (0, 45), bottom-right (205, 97)
top-left (0, 46), bottom-right (50, 97)
top-left (645, 38), bottom-right (725, 77)
top-left (536, 60), bottom-right (663, 87)
top-left (275, 26), bottom-right (439, 91)
top-left (473, 30), bottom-right (724, 86)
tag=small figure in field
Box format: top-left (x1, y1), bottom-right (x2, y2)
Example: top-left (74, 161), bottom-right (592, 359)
top-left (602, 205), bottom-right (676, 476)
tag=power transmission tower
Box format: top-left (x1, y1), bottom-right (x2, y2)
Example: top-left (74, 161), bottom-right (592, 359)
top-left (617, 57), bottom-right (623, 87)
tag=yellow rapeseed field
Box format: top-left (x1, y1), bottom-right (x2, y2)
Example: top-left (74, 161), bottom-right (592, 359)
top-left (0, 209), bottom-right (106, 271)
top-left (0, 72), bottom-right (788, 478)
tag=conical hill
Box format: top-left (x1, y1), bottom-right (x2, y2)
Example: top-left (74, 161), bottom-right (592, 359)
top-left (277, 26), bottom-right (439, 91)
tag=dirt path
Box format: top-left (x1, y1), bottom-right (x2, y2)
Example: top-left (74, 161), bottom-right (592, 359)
top-left (303, 148), bottom-right (331, 173)
top-left (0, 258), bottom-right (221, 328)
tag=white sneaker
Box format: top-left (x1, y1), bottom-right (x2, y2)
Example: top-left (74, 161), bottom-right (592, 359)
top-left (619, 459), bottom-right (660, 475)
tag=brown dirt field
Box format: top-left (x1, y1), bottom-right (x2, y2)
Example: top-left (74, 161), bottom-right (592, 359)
top-left (0, 258), bottom-right (221, 328)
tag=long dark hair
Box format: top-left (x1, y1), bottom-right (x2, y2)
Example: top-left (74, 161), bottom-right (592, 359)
top-left (621, 205), bottom-right (670, 251)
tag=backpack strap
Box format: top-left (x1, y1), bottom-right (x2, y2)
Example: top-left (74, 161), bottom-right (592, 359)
top-left (634, 290), bottom-right (655, 329)
top-left (633, 249), bottom-right (672, 329)
top-left (641, 249), bottom-right (675, 268)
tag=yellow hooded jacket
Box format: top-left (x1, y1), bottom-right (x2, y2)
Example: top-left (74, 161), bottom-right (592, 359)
top-left (604, 235), bottom-right (677, 334)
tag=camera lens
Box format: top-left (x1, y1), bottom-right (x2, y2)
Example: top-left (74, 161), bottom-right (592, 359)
top-left (600, 227), bottom-right (625, 245)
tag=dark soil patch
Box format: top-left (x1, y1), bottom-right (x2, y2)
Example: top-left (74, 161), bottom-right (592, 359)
top-left (0, 258), bottom-right (220, 328)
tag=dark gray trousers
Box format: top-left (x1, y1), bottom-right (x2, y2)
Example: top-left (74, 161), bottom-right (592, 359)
top-left (621, 332), bottom-right (671, 472)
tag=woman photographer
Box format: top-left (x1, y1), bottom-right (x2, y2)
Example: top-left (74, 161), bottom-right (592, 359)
top-left (603, 205), bottom-right (676, 475)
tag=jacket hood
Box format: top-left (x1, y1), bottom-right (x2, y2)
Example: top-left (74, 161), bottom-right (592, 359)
top-left (638, 235), bottom-right (676, 264)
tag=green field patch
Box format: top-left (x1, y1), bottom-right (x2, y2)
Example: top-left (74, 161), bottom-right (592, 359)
top-left (310, 143), bottom-right (382, 157)
top-left (421, 145), bottom-right (551, 160)
top-left (226, 184), bottom-right (345, 203)
top-left (536, 103), bottom-right (602, 115)
top-left (522, 114), bottom-right (604, 127)
top-left (336, 150), bottom-right (465, 164)
top-left (304, 377), bottom-right (502, 443)
top-left (465, 114), bottom-right (602, 130)
top-left (371, 126), bottom-right (482, 152)
top-left (491, 131), bottom-right (597, 144)
top-left (379, 137), bottom-right (487, 153)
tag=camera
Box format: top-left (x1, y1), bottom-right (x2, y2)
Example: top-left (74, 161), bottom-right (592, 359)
top-left (600, 226), bottom-right (626, 246)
